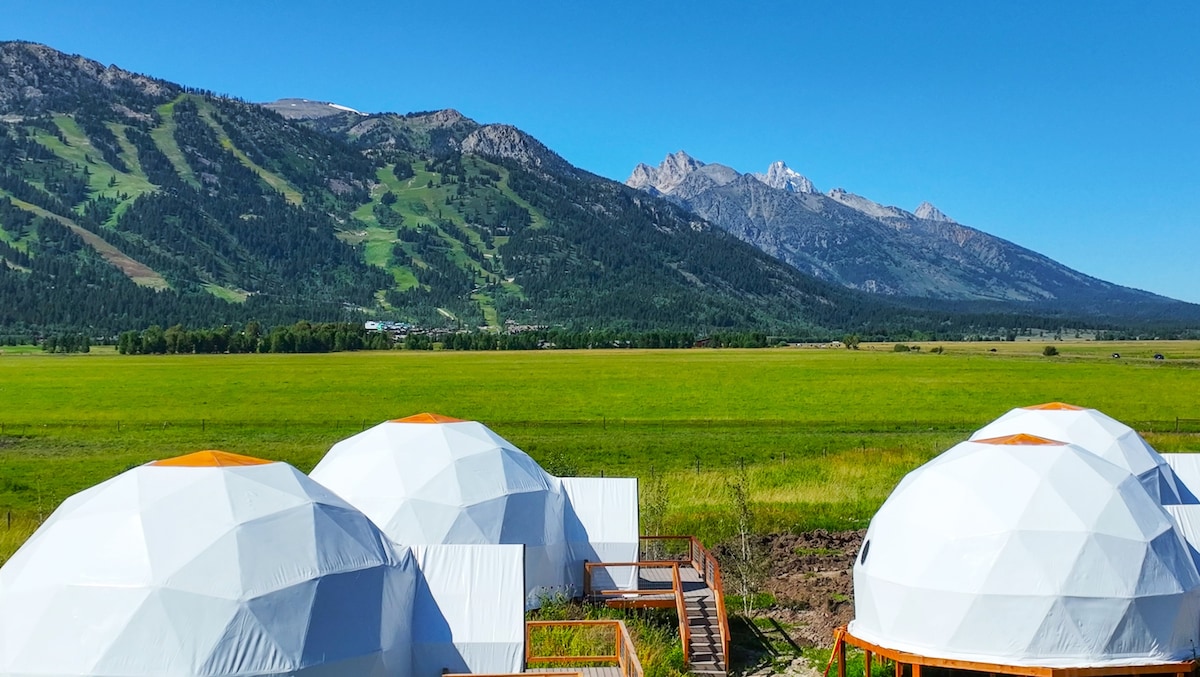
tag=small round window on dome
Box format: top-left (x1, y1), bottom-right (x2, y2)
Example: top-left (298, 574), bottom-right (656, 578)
top-left (860, 539), bottom-right (870, 565)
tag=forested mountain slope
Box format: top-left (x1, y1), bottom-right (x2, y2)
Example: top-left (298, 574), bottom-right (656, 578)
top-left (0, 42), bottom-right (905, 334)
top-left (1, 41), bottom-right (1193, 336)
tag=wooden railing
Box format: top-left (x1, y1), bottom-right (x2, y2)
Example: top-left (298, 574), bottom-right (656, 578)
top-left (582, 560), bottom-right (690, 660)
top-left (671, 562), bottom-right (690, 661)
top-left (525, 620), bottom-right (644, 677)
top-left (639, 535), bottom-right (730, 668)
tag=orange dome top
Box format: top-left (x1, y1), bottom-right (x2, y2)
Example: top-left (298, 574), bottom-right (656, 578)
top-left (149, 450), bottom-right (273, 467)
top-left (974, 433), bottom-right (1066, 446)
top-left (1021, 402), bottom-right (1086, 411)
top-left (389, 413), bottom-right (466, 424)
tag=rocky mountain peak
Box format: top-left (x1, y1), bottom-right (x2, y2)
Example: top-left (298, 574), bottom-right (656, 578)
top-left (753, 161), bottom-right (817, 194)
top-left (624, 150), bottom-right (706, 195)
top-left (460, 123), bottom-right (574, 175)
top-left (420, 108), bottom-right (468, 127)
top-left (0, 40), bottom-right (178, 114)
top-left (915, 201), bottom-right (955, 223)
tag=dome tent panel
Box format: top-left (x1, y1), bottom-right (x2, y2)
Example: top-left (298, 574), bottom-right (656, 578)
top-left (244, 583), bottom-right (317, 662)
top-left (99, 588), bottom-right (241, 673)
top-left (0, 452), bottom-right (417, 677)
top-left (161, 528), bottom-right (245, 598)
top-left (384, 498), bottom-right (449, 545)
top-left (851, 436), bottom-right (1200, 667)
top-left (4, 584), bottom-right (155, 674)
top-left (310, 503), bottom-right (407, 573)
top-left (971, 403), bottom-right (1196, 505)
top-left (196, 602), bottom-right (296, 675)
top-left (451, 495), bottom-right (509, 542)
top-left (311, 416), bottom-right (571, 605)
top-left (497, 491), bottom-right (553, 544)
top-left (301, 569), bottom-right (391, 666)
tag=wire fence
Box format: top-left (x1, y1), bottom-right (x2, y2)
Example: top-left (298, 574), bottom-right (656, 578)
top-left (1, 416), bottom-right (1199, 436)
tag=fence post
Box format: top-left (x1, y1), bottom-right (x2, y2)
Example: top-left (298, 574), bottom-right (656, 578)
top-left (1177, 417), bottom-right (1181, 433)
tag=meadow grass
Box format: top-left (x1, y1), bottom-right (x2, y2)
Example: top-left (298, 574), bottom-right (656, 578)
top-left (1, 345), bottom-right (1199, 562)
top-left (201, 282), bottom-right (250, 303)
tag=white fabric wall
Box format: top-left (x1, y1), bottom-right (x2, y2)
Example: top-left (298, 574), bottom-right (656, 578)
top-left (1162, 454), bottom-right (1200, 500)
top-left (410, 544), bottom-right (525, 677)
top-left (1164, 504), bottom-right (1200, 570)
top-left (561, 477), bottom-right (639, 592)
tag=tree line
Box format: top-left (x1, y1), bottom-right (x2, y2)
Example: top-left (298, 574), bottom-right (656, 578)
top-left (117, 322), bottom-right (393, 355)
top-left (111, 324), bottom-right (781, 354)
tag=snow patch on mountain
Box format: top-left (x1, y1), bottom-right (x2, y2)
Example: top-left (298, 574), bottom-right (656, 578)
top-left (264, 98), bottom-right (367, 119)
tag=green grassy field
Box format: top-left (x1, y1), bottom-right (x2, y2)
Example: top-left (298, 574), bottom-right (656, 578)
top-left (1, 343), bottom-right (1198, 562)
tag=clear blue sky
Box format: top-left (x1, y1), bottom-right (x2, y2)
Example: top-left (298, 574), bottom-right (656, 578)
top-left (4, 1), bottom-right (1198, 302)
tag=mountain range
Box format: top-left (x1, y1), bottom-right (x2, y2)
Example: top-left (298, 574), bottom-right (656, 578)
top-left (626, 152), bottom-right (1181, 319)
top-left (0, 41), bottom-right (1196, 337)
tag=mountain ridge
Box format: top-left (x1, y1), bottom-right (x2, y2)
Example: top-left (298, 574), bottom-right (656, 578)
top-left (0, 41), bottom-right (1195, 335)
top-left (0, 42), bottom-right (918, 335)
top-left (625, 151), bottom-right (1185, 314)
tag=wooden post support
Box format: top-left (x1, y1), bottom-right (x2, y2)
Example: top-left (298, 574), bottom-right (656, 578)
top-left (895, 662), bottom-right (902, 677)
top-left (865, 651), bottom-right (873, 677)
top-left (837, 635), bottom-right (846, 677)
top-left (912, 664), bottom-right (921, 677)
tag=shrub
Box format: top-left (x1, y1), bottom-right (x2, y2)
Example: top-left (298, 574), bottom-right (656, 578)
top-left (892, 343), bottom-right (910, 353)
top-left (1043, 345), bottom-right (1059, 356)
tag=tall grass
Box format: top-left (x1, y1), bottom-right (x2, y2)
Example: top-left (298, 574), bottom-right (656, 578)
top-left (530, 598), bottom-right (686, 677)
top-left (0, 514), bottom-right (40, 566)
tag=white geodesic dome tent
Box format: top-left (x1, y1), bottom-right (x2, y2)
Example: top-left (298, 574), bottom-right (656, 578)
top-left (0, 451), bottom-right (417, 677)
top-left (970, 402), bottom-right (1196, 505)
top-left (310, 414), bottom-right (571, 607)
top-left (851, 434), bottom-right (1200, 667)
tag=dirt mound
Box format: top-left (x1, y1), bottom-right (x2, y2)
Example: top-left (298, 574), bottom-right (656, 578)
top-left (721, 530), bottom-right (864, 648)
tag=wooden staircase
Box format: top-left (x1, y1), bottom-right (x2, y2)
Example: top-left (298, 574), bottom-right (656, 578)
top-left (584, 536), bottom-right (729, 676)
top-left (685, 593), bottom-right (726, 675)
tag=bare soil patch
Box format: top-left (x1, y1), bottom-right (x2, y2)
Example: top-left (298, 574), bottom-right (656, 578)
top-left (720, 530), bottom-right (864, 648)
